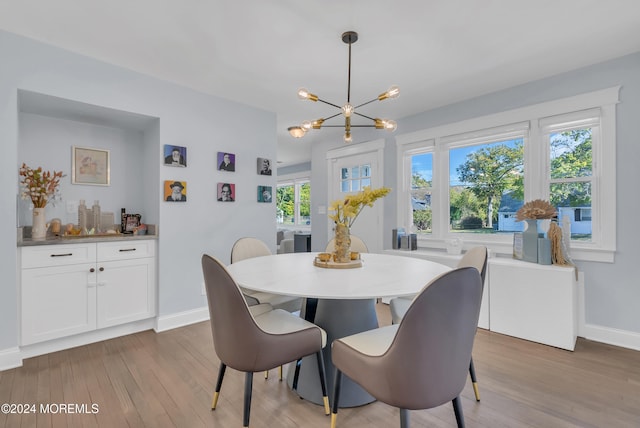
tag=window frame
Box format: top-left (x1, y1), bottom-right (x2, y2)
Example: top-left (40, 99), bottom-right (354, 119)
top-left (396, 87), bottom-right (619, 262)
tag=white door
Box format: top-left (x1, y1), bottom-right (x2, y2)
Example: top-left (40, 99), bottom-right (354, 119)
top-left (328, 147), bottom-right (384, 253)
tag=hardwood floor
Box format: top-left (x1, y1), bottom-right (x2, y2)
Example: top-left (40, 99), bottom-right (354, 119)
top-left (2, 304), bottom-right (639, 427)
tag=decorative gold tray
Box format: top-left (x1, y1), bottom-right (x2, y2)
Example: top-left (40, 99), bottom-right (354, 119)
top-left (313, 257), bottom-right (363, 269)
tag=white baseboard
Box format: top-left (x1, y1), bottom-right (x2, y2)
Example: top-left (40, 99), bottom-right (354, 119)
top-left (20, 319), bottom-right (155, 360)
top-left (0, 347), bottom-right (22, 371)
top-left (154, 307), bottom-right (210, 332)
top-left (581, 324), bottom-right (640, 351)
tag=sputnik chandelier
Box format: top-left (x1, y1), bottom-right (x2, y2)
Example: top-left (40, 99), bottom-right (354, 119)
top-left (288, 31), bottom-right (399, 143)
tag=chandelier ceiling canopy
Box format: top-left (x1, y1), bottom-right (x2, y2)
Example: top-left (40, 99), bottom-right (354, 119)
top-left (288, 31), bottom-right (399, 143)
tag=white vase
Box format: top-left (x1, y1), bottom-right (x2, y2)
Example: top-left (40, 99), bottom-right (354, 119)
top-left (31, 207), bottom-right (47, 240)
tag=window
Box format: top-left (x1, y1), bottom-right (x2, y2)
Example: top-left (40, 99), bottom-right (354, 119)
top-left (341, 164), bottom-right (371, 192)
top-left (396, 87), bottom-right (619, 262)
top-left (276, 178), bottom-right (310, 226)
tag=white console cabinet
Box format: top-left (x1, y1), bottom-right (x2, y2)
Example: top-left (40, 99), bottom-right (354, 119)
top-left (20, 240), bottom-right (156, 346)
top-left (489, 258), bottom-right (577, 351)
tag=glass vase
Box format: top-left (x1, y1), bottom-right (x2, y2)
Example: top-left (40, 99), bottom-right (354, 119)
top-left (333, 224), bottom-right (351, 263)
top-left (31, 207), bottom-right (47, 241)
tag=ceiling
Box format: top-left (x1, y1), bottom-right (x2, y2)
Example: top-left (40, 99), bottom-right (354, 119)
top-left (2, 1), bottom-right (640, 167)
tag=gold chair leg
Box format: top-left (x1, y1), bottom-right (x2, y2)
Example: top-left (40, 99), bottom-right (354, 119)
top-left (331, 413), bottom-right (337, 428)
top-left (473, 382), bottom-right (481, 401)
top-left (264, 370), bottom-right (269, 379)
top-left (323, 396), bottom-right (330, 415)
top-left (211, 391), bottom-right (220, 410)
top-left (279, 365), bottom-right (283, 381)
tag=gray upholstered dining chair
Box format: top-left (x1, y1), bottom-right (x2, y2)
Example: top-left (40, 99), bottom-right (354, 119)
top-left (330, 267), bottom-right (483, 428)
top-left (389, 245), bottom-right (488, 401)
top-left (201, 254), bottom-right (330, 427)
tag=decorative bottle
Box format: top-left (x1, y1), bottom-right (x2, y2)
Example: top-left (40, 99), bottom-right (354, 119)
top-left (78, 200), bottom-right (87, 232)
top-left (92, 200), bottom-right (101, 233)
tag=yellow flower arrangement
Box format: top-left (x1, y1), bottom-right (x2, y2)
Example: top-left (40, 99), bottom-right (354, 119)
top-left (328, 186), bottom-right (391, 227)
top-left (19, 163), bottom-right (65, 208)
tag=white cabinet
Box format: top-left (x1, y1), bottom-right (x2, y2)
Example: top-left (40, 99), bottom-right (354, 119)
top-left (20, 240), bottom-right (156, 346)
top-left (489, 258), bottom-right (577, 351)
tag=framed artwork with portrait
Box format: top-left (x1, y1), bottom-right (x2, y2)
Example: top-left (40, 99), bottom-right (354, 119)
top-left (217, 152), bottom-right (235, 171)
top-left (164, 145), bottom-right (187, 167)
top-left (257, 157), bottom-right (272, 175)
top-left (164, 180), bottom-right (187, 202)
top-left (257, 185), bottom-right (272, 203)
top-left (217, 182), bottom-right (235, 202)
top-left (72, 146), bottom-right (110, 186)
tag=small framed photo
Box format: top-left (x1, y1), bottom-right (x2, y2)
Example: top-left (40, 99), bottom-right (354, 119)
top-left (124, 214), bottom-right (141, 233)
top-left (217, 152), bottom-right (235, 171)
top-left (257, 185), bottom-right (272, 203)
top-left (164, 145), bottom-right (187, 167)
top-left (164, 180), bottom-right (187, 202)
top-left (72, 146), bottom-right (110, 186)
top-left (217, 182), bottom-right (235, 202)
top-left (257, 157), bottom-right (272, 175)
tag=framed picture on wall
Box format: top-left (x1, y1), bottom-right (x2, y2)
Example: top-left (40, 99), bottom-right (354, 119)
top-left (217, 152), bottom-right (235, 171)
top-left (163, 145), bottom-right (187, 167)
top-left (257, 157), bottom-right (272, 175)
top-left (217, 182), bottom-right (235, 202)
top-left (72, 146), bottom-right (110, 186)
top-left (164, 180), bottom-right (187, 202)
top-left (257, 185), bottom-right (272, 203)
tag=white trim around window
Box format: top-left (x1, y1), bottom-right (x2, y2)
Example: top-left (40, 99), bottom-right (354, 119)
top-left (396, 86), bottom-right (620, 263)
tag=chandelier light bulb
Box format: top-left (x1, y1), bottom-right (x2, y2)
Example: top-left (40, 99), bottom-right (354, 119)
top-left (382, 119), bottom-right (397, 131)
top-left (288, 126), bottom-right (306, 138)
top-left (297, 88), bottom-right (310, 99)
top-left (342, 103), bottom-right (354, 117)
top-left (301, 120), bottom-right (312, 131)
top-left (387, 85), bottom-right (400, 99)
top-left (344, 132), bottom-right (352, 143)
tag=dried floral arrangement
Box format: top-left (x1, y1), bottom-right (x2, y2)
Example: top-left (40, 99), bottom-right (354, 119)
top-left (19, 163), bottom-right (65, 208)
top-left (328, 186), bottom-right (391, 227)
top-left (516, 199), bottom-right (557, 221)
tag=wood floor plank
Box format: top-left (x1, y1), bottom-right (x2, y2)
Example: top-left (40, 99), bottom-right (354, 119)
top-left (1, 303), bottom-right (639, 427)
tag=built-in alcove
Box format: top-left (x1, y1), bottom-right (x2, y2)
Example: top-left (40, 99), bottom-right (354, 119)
top-left (17, 90), bottom-right (160, 232)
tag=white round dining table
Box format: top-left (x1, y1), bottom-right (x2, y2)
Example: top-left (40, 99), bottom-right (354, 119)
top-left (226, 252), bottom-right (451, 407)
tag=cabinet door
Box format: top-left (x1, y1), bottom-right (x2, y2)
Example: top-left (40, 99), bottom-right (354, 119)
top-left (21, 263), bottom-right (97, 345)
top-left (96, 258), bottom-right (156, 328)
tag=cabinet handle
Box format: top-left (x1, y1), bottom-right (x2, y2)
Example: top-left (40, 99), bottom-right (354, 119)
top-left (50, 253), bottom-right (73, 257)
top-left (99, 267), bottom-right (104, 272)
top-left (90, 268), bottom-right (95, 273)
top-left (119, 248), bottom-right (137, 252)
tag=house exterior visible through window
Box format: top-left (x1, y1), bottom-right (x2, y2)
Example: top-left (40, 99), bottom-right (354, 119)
top-left (396, 87), bottom-right (619, 262)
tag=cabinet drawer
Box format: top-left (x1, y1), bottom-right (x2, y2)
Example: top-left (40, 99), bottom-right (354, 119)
top-left (97, 240), bottom-right (155, 261)
top-left (21, 244), bottom-right (96, 268)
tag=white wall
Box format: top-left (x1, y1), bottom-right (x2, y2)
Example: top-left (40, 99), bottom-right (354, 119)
top-left (0, 30), bottom-right (277, 354)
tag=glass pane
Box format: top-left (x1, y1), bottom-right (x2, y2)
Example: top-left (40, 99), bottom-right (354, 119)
top-left (351, 166), bottom-right (360, 179)
top-left (299, 182), bottom-right (311, 226)
top-left (351, 180), bottom-right (361, 191)
top-left (276, 185), bottom-right (295, 225)
top-left (361, 178), bottom-right (371, 187)
top-left (361, 164), bottom-right (371, 178)
top-left (341, 168), bottom-right (349, 180)
top-left (341, 181), bottom-right (350, 193)
top-left (550, 129), bottom-right (592, 179)
top-left (411, 153), bottom-right (433, 234)
top-left (550, 181), bottom-right (592, 241)
top-left (449, 138), bottom-right (524, 234)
